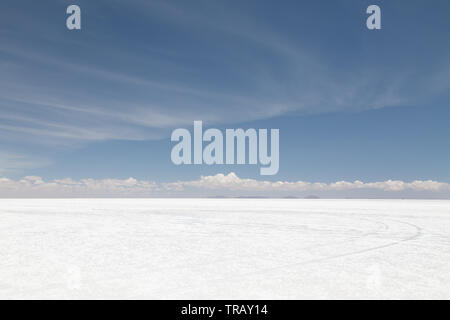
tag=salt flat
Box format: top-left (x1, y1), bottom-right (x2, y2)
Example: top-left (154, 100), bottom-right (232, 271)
top-left (0, 199), bottom-right (449, 299)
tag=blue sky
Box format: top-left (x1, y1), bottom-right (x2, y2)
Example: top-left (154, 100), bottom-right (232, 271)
top-left (0, 0), bottom-right (449, 197)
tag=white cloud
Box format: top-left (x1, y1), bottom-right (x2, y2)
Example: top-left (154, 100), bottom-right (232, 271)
top-left (0, 172), bottom-right (449, 198)
top-left (164, 173), bottom-right (450, 194)
top-left (0, 175), bottom-right (158, 198)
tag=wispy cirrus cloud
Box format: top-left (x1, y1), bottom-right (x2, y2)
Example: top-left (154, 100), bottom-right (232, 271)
top-left (1, 0), bottom-right (449, 148)
top-left (0, 152), bottom-right (51, 176)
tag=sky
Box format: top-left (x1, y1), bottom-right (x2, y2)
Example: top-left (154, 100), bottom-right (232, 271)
top-left (0, 0), bottom-right (449, 198)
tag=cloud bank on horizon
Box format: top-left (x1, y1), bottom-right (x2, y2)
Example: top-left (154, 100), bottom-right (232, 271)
top-left (1, 173), bottom-right (449, 199)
